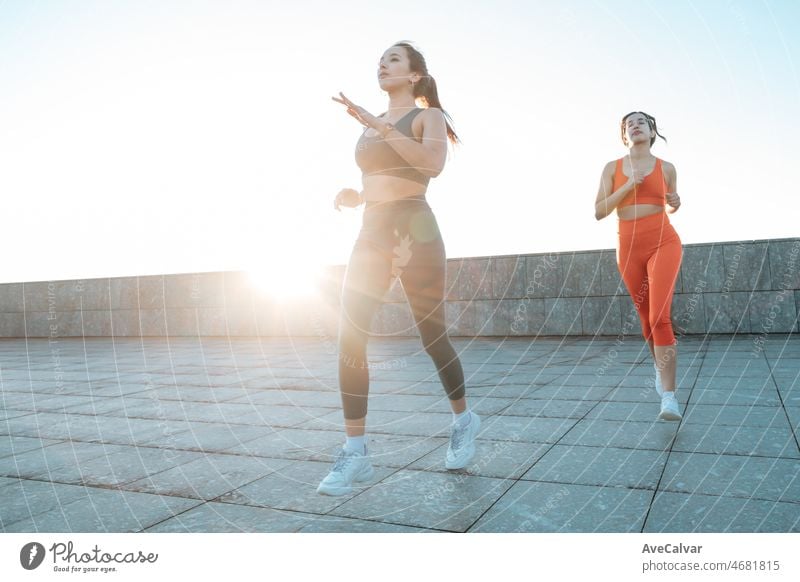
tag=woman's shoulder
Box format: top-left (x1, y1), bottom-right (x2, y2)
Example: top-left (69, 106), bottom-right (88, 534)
top-left (658, 157), bottom-right (676, 175)
top-left (418, 106), bottom-right (444, 122)
top-left (603, 158), bottom-right (622, 174)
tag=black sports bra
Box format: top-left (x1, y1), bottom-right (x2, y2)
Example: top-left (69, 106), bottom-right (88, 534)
top-left (354, 108), bottom-right (430, 186)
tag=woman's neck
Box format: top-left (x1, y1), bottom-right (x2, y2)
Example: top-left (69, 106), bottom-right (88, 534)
top-left (386, 91), bottom-right (417, 114)
top-left (628, 143), bottom-right (653, 160)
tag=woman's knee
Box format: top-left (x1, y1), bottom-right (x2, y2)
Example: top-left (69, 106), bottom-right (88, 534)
top-left (338, 323), bottom-right (367, 354)
top-left (421, 332), bottom-right (455, 359)
top-left (650, 317), bottom-right (676, 346)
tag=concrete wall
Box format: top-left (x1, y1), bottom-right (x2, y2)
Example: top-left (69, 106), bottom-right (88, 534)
top-left (1, 238), bottom-right (798, 339)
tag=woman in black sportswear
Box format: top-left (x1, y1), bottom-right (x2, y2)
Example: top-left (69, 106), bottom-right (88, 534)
top-left (317, 41), bottom-right (481, 496)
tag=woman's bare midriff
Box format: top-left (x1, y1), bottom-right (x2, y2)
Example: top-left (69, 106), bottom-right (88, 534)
top-left (362, 175), bottom-right (427, 202)
top-left (616, 204), bottom-right (664, 220)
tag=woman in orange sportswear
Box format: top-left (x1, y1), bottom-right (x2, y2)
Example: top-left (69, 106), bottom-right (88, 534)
top-left (594, 111), bottom-right (683, 421)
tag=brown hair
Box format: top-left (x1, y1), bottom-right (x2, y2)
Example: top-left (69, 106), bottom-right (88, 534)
top-left (393, 40), bottom-right (460, 146)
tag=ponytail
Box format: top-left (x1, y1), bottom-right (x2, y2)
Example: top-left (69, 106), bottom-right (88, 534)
top-left (415, 74), bottom-right (460, 145)
top-left (393, 40), bottom-right (461, 146)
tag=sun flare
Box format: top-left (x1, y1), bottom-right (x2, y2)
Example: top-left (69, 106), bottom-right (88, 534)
top-left (247, 258), bottom-right (324, 300)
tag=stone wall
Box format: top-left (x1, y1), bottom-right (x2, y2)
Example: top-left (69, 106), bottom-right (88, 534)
top-left (1, 238), bottom-right (797, 339)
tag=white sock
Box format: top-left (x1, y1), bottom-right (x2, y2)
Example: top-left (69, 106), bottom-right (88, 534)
top-left (453, 408), bottom-right (472, 428)
top-left (662, 391), bottom-right (676, 399)
top-left (344, 435), bottom-right (366, 454)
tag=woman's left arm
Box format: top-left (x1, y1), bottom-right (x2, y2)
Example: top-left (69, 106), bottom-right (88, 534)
top-left (664, 161), bottom-right (681, 213)
top-left (378, 108), bottom-right (448, 177)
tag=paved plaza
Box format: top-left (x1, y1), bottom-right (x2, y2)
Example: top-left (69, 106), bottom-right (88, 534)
top-left (1, 334), bottom-right (798, 533)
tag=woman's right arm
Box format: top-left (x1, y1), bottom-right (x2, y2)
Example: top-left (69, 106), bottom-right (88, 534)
top-left (594, 161), bottom-right (634, 220)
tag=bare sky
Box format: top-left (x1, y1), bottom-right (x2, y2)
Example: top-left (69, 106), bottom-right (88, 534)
top-left (1, 0), bottom-right (797, 284)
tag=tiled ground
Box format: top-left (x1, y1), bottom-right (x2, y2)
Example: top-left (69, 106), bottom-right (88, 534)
top-left (1, 334), bottom-right (798, 533)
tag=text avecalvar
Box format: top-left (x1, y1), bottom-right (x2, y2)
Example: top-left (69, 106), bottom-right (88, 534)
top-left (642, 544), bottom-right (702, 554)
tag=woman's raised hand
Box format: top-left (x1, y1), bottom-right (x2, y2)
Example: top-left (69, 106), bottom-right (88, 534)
top-left (332, 92), bottom-right (380, 129)
top-left (625, 171), bottom-right (647, 191)
top-left (333, 188), bottom-right (363, 211)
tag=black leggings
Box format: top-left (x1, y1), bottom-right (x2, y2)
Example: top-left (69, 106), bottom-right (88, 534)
top-left (338, 196), bottom-right (466, 419)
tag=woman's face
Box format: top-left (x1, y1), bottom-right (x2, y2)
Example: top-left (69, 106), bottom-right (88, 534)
top-left (377, 46), bottom-right (418, 90)
top-left (623, 113), bottom-right (655, 146)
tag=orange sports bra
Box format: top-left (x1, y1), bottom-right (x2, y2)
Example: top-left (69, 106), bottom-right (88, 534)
top-left (612, 157), bottom-right (667, 208)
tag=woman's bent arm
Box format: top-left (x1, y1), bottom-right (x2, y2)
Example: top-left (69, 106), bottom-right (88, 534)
top-left (595, 161), bottom-right (633, 220)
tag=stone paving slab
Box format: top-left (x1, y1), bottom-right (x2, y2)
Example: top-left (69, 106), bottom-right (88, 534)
top-left (221, 428), bottom-right (345, 461)
top-left (525, 385), bottom-right (614, 401)
top-left (774, 376), bottom-right (799, 390)
top-left (1, 480), bottom-right (94, 530)
top-left (133, 386), bottom-right (251, 403)
top-left (57, 395), bottom-right (137, 415)
top-left (147, 422), bottom-right (267, 453)
top-left (122, 453), bottom-right (292, 500)
top-left (407, 440), bottom-right (550, 480)
top-left (672, 424), bottom-right (800, 458)
top-left (787, 406), bottom-right (800, 431)
top-left (781, 390), bottom-right (800, 406)
top-left (1, 392), bottom-right (67, 410)
top-left (604, 387), bottom-right (679, 404)
top-left (470, 481), bottom-right (652, 532)
top-left (298, 410), bottom-right (456, 438)
top-left (520, 444), bottom-right (668, 490)
top-left (660, 452), bottom-right (800, 503)
top-left (0, 435), bottom-right (63, 458)
top-left (0, 410), bottom-right (34, 423)
top-left (328, 469), bottom-right (513, 532)
top-left (694, 376), bottom-right (777, 389)
top-left (142, 501), bottom-right (309, 533)
top-left (584, 401), bottom-right (662, 422)
top-left (688, 389), bottom-right (783, 406)
top-left (495, 398), bottom-right (595, 418)
top-left (112, 398), bottom-right (254, 423)
top-left (213, 459), bottom-right (399, 514)
top-left (353, 434), bottom-right (449, 469)
top-left (0, 476), bottom-right (21, 489)
top-left (643, 491), bottom-right (800, 532)
top-left (228, 389), bottom-right (343, 408)
top-left (466, 383), bottom-right (543, 398)
top-left (696, 367), bottom-right (774, 379)
top-left (295, 514), bottom-right (432, 533)
top-left (559, 418), bottom-right (679, 450)
top-left (40, 446), bottom-right (203, 488)
top-left (0, 441), bottom-right (129, 479)
top-left (1, 334), bottom-right (798, 533)
top-left (231, 404), bottom-right (341, 428)
top-left (4, 487), bottom-right (200, 533)
top-left (682, 404), bottom-right (791, 427)
top-left (481, 414), bottom-right (578, 443)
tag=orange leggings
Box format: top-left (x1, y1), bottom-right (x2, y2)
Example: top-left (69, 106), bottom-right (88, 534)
top-left (617, 211), bottom-right (682, 346)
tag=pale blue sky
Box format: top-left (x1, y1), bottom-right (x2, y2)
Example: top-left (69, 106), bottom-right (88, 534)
top-left (1, 0), bottom-right (797, 286)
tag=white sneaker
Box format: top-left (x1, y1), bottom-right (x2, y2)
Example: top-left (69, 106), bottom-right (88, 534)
top-left (316, 444), bottom-right (375, 496)
top-left (445, 411), bottom-right (481, 470)
top-left (653, 363), bottom-right (664, 398)
top-left (658, 393), bottom-right (682, 421)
